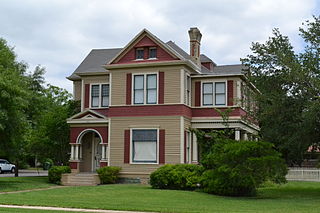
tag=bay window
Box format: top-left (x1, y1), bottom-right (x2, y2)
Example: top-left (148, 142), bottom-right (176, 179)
top-left (132, 129), bottom-right (158, 163)
top-left (202, 82), bottom-right (226, 106)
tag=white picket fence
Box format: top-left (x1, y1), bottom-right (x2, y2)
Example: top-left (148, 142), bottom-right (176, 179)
top-left (286, 167), bottom-right (320, 182)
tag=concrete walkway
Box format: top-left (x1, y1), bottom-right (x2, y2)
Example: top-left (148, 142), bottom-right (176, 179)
top-left (0, 204), bottom-right (153, 213)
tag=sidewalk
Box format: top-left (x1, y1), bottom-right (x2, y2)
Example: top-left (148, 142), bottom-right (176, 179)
top-left (0, 204), bottom-right (153, 213)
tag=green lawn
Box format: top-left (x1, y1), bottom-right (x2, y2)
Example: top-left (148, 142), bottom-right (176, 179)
top-left (0, 207), bottom-right (83, 213)
top-left (0, 181), bottom-right (319, 213)
top-left (0, 177), bottom-right (53, 192)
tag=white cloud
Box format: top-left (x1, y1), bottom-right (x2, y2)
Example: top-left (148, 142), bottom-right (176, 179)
top-left (0, 0), bottom-right (317, 93)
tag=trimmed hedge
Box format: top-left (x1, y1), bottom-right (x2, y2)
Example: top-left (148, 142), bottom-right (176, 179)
top-left (150, 164), bottom-right (204, 190)
top-left (97, 166), bottom-right (121, 184)
top-left (48, 166), bottom-right (71, 184)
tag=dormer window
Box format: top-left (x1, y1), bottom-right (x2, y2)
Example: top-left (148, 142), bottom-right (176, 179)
top-left (136, 48), bottom-right (144, 60)
top-left (149, 47), bottom-right (157, 59)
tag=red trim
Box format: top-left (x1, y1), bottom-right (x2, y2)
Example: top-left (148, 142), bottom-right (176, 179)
top-left (69, 162), bottom-right (78, 169)
top-left (159, 129), bottom-right (165, 164)
top-left (195, 82), bottom-right (201, 106)
top-left (227, 80), bottom-right (234, 106)
top-left (70, 127), bottom-right (108, 144)
top-left (84, 84), bottom-right (90, 108)
top-left (184, 131), bottom-right (187, 163)
top-left (109, 105), bottom-right (192, 118)
top-left (158, 72), bottom-right (164, 104)
top-left (192, 107), bottom-right (246, 117)
top-left (100, 162), bottom-right (107, 167)
top-left (126, 73), bottom-right (132, 105)
top-left (124, 130), bottom-right (130, 164)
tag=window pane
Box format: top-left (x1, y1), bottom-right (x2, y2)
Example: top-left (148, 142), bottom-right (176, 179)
top-left (133, 130), bottom-right (157, 142)
top-left (203, 94), bottom-right (213, 105)
top-left (215, 82), bottom-right (225, 93)
top-left (102, 96), bottom-right (109, 107)
top-left (203, 83), bottom-right (213, 94)
top-left (134, 75), bottom-right (144, 90)
top-left (92, 97), bottom-right (99, 107)
top-left (147, 89), bottom-right (157, 104)
top-left (101, 84), bottom-right (109, 96)
top-left (215, 94), bottom-right (225, 105)
top-left (134, 90), bottom-right (144, 104)
top-left (149, 48), bottom-right (157, 58)
top-left (133, 141), bottom-right (156, 162)
top-left (91, 85), bottom-right (99, 97)
top-left (147, 74), bottom-right (157, 89)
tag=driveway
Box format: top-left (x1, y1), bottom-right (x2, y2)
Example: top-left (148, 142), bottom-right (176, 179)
top-left (0, 169), bottom-right (48, 177)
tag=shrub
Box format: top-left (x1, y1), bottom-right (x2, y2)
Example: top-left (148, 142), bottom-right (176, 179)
top-left (150, 164), bottom-right (204, 190)
top-left (48, 166), bottom-right (71, 184)
top-left (200, 139), bottom-right (287, 196)
top-left (97, 166), bottom-right (121, 184)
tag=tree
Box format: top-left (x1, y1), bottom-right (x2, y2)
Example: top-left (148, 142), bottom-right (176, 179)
top-left (0, 38), bottom-right (30, 175)
top-left (241, 16), bottom-right (320, 165)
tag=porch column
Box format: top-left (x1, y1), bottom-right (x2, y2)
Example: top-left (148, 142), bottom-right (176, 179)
top-left (235, 129), bottom-right (241, 141)
top-left (75, 144), bottom-right (79, 160)
top-left (192, 133), bottom-right (198, 163)
top-left (102, 144), bottom-right (106, 160)
top-left (243, 132), bottom-right (248, 141)
top-left (79, 145), bottom-right (82, 159)
top-left (70, 144), bottom-right (75, 160)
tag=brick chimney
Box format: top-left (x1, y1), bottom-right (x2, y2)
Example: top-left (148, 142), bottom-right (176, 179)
top-left (188, 27), bottom-right (202, 67)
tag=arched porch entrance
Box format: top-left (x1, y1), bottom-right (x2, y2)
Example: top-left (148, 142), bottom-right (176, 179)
top-left (69, 128), bottom-right (108, 173)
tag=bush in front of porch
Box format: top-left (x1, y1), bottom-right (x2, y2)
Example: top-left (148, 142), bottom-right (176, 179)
top-left (97, 166), bottom-right (121, 184)
top-left (48, 166), bottom-right (71, 184)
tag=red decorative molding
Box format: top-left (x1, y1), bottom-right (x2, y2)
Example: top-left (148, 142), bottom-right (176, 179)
top-left (70, 126), bottom-right (108, 144)
top-left (100, 162), bottom-right (107, 167)
top-left (124, 130), bottom-right (130, 164)
top-left (92, 108), bottom-right (109, 117)
top-left (192, 107), bottom-right (246, 117)
top-left (84, 84), bottom-right (90, 108)
top-left (227, 80), bottom-right (234, 106)
top-left (158, 72), bottom-right (164, 104)
top-left (69, 162), bottom-right (78, 169)
top-left (126, 73), bottom-right (132, 105)
top-left (201, 62), bottom-right (212, 71)
top-left (109, 105), bottom-right (192, 118)
top-left (159, 129), bottom-right (165, 164)
top-left (195, 81), bottom-right (201, 106)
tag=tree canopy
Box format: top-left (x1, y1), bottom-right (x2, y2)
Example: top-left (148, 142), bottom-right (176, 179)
top-left (242, 16), bottom-right (320, 165)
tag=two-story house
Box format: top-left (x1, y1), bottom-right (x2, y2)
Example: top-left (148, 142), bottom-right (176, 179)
top-left (64, 28), bottom-right (259, 185)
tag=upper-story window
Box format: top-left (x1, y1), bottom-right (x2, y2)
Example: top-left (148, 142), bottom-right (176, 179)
top-left (136, 48), bottom-right (144, 60)
top-left (185, 74), bottom-right (191, 105)
top-left (133, 74), bottom-right (157, 105)
top-left (91, 84), bottom-right (109, 108)
top-left (149, 47), bottom-right (157, 59)
top-left (202, 82), bottom-right (226, 106)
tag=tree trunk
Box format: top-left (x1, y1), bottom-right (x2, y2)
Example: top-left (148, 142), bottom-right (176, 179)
top-left (14, 160), bottom-right (19, 177)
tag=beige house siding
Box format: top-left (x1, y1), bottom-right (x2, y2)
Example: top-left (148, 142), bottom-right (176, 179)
top-left (109, 116), bottom-right (181, 176)
top-left (73, 80), bottom-right (82, 101)
top-left (82, 75), bottom-right (109, 84)
top-left (110, 66), bottom-right (182, 106)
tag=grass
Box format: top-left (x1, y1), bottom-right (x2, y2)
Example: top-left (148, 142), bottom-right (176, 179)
top-left (0, 177), bottom-right (54, 192)
top-left (0, 181), bottom-right (319, 212)
top-left (0, 208), bottom-right (84, 213)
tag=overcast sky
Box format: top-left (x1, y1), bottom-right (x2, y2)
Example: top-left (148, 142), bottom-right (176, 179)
top-left (0, 0), bottom-right (319, 93)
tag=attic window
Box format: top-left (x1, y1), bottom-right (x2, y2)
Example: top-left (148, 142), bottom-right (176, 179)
top-left (149, 47), bottom-right (157, 59)
top-left (136, 48), bottom-right (144, 60)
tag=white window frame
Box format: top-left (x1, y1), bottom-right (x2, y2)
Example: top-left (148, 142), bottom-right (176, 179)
top-left (130, 128), bottom-right (159, 164)
top-left (200, 80), bottom-right (227, 107)
top-left (132, 73), bottom-right (159, 105)
top-left (89, 83), bottom-right (110, 109)
top-left (185, 73), bottom-right (191, 106)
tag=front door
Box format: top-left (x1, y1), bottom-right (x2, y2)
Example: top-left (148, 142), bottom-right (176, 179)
top-left (93, 137), bottom-right (102, 171)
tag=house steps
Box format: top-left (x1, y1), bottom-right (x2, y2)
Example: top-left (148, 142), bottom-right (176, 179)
top-left (61, 173), bottom-right (100, 186)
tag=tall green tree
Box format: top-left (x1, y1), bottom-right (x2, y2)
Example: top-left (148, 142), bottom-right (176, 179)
top-left (242, 16), bottom-right (320, 165)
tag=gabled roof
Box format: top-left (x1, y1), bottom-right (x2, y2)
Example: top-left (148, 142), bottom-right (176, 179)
top-left (108, 29), bottom-right (185, 65)
top-left (67, 109), bottom-right (107, 120)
